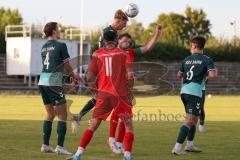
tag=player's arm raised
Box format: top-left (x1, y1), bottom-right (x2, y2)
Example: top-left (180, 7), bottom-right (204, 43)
top-left (140, 24), bottom-right (163, 54)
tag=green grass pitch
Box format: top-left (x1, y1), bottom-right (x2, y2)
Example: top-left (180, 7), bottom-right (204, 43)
top-left (0, 95), bottom-right (240, 160)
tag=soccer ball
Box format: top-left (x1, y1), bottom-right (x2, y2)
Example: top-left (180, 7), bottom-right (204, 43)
top-left (124, 3), bottom-right (139, 18)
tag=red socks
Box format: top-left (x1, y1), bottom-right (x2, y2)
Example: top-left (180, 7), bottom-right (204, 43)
top-left (124, 132), bottom-right (134, 152)
top-left (109, 114), bottom-right (118, 137)
top-left (79, 129), bottom-right (94, 149)
top-left (116, 120), bottom-right (125, 143)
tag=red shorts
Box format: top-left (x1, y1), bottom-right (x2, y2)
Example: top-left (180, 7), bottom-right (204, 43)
top-left (93, 95), bottom-right (132, 121)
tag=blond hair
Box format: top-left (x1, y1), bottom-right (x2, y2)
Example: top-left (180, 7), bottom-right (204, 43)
top-left (114, 9), bottom-right (128, 21)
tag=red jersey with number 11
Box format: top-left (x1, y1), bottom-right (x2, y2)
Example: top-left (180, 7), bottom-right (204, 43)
top-left (88, 48), bottom-right (129, 96)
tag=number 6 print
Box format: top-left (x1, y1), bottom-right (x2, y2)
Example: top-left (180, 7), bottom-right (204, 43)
top-left (186, 65), bottom-right (195, 80)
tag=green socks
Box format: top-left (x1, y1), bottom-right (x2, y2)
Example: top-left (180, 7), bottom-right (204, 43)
top-left (79, 98), bottom-right (96, 119)
top-left (43, 120), bottom-right (53, 145)
top-left (57, 121), bottom-right (67, 147)
top-left (187, 125), bottom-right (196, 141)
top-left (177, 125), bottom-right (189, 144)
top-left (43, 120), bottom-right (67, 147)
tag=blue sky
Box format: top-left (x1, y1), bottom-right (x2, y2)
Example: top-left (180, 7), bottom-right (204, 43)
top-left (0, 0), bottom-right (239, 39)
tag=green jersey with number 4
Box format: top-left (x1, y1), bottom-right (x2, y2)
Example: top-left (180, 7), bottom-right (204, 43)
top-left (38, 40), bottom-right (70, 86)
top-left (179, 53), bottom-right (215, 98)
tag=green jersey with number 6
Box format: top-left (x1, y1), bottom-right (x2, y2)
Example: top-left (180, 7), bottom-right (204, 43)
top-left (179, 53), bottom-right (215, 98)
top-left (38, 40), bottom-right (70, 86)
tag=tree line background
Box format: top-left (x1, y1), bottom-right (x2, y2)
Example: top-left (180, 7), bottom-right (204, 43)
top-left (0, 6), bottom-right (240, 61)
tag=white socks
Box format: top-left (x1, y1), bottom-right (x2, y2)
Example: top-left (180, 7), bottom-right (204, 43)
top-left (109, 137), bottom-right (116, 144)
top-left (124, 151), bottom-right (131, 158)
top-left (75, 147), bottom-right (84, 156)
top-left (187, 141), bottom-right (193, 148)
top-left (116, 142), bottom-right (123, 148)
top-left (174, 143), bottom-right (182, 150)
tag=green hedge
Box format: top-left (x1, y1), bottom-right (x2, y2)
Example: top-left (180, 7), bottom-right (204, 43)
top-left (205, 47), bottom-right (240, 62)
top-left (139, 43), bottom-right (240, 62)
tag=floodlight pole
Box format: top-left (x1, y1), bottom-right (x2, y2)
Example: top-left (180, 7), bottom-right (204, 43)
top-left (230, 18), bottom-right (237, 47)
top-left (80, 0), bottom-right (84, 76)
top-left (77, 0), bottom-right (84, 94)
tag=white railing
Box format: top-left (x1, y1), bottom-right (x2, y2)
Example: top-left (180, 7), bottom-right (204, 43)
top-left (64, 28), bottom-right (91, 40)
top-left (5, 25), bottom-right (92, 41)
top-left (5, 25), bottom-right (32, 39)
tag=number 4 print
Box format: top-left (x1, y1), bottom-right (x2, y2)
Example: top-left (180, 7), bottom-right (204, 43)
top-left (44, 52), bottom-right (50, 69)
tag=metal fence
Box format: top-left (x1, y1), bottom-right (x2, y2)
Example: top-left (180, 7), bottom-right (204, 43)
top-left (159, 62), bottom-right (240, 94)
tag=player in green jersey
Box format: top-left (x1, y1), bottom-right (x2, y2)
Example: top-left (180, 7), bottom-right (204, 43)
top-left (172, 36), bottom-right (217, 155)
top-left (38, 22), bottom-right (80, 155)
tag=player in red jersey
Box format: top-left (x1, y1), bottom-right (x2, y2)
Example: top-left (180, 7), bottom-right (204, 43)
top-left (71, 9), bottom-right (129, 134)
top-left (68, 29), bottom-right (133, 160)
top-left (108, 24), bottom-right (163, 154)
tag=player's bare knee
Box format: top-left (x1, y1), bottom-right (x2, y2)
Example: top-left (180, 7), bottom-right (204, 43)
top-left (55, 105), bottom-right (68, 121)
top-left (57, 114), bottom-right (67, 121)
top-left (88, 124), bottom-right (97, 132)
top-left (185, 121), bottom-right (193, 127)
top-left (124, 119), bottom-right (133, 132)
top-left (46, 111), bottom-right (55, 121)
top-left (125, 125), bottom-right (133, 132)
top-left (185, 119), bottom-right (198, 127)
top-left (47, 114), bottom-right (55, 121)
top-left (88, 118), bottom-right (101, 132)
top-left (56, 110), bottom-right (67, 121)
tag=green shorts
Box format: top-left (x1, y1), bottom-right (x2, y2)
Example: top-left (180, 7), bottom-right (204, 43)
top-left (181, 94), bottom-right (202, 116)
top-left (39, 85), bottom-right (66, 106)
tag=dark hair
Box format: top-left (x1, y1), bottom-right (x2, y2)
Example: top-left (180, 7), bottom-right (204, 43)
top-left (191, 36), bottom-right (206, 49)
top-left (118, 33), bottom-right (132, 40)
top-left (44, 22), bottom-right (58, 37)
top-left (114, 9), bottom-right (128, 21)
top-left (103, 29), bottom-right (117, 42)
top-left (118, 33), bottom-right (135, 48)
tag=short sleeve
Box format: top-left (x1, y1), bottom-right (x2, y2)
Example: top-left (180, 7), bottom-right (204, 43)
top-left (135, 47), bottom-right (142, 59)
top-left (125, 49), bottom-right (136, 67)
top-left (179, 61), bottom-right (184, 73)
top-left (88, 52), bottom-right (99, 75)
top-left (206, 57), bottom-right (215, 72)
top-left (61, 43), bottom-right (70, 61)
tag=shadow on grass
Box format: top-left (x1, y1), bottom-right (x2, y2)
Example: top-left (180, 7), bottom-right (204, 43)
top-left (0, 120), bottom-right (240, 160)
